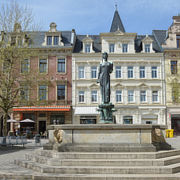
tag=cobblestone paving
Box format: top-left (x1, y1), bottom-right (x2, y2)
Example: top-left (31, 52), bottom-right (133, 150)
top-left (0, 139), bottom-right (48, 176)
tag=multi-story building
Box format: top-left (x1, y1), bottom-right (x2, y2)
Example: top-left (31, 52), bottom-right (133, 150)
top-left (72, 9), bottom-right (166, 125)
top-left (3, 22), bottom-right (75, 135)
top-left (154, 15), bottom-right (180, 135)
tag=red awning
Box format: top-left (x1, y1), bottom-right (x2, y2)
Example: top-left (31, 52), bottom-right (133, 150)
top-left (13, 105), bottom-right (71, 112)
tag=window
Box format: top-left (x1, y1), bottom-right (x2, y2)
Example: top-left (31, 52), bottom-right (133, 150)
top-left (139, 66), bottom-right (145, 78)
top-left (39, 59), bottom-right (47, 73)
top-left (47, 36), bottom-right (52, 45)
top-left (171, 61), bottom-right (177, 74)
top-left (23, 113), bottom-right (35, 121)
top-left (152, 91), bottom-right (158, 102)
top-left (123, 116), bottom-right (133, 124)
top-left (128, 90), bottom-right (134, 102)
top-left (145, 44), bottom-right (150, 53)
top-left (140, 90), bottom-right (146, 102)
top-left (152, 66), bottom-right (157, 78)
top-left (20, 86), bottom-right (29, 101)
top-left (116, 66), bottom-right (121, 78)
top-left (91, 66), bottom-right (97, 78)
top-left (57, 85), bottom-right (65, 100)
top-left (122, 44), bottom-right (128, 53)
top-left (116, 90), bottom-right (122, 102)
top-left (80, 116), bottom-right (96, 124)
top-left (91, 90), bottom-right (97, 102)
top-left (78, 66), bottom-right (84, 79)
top-left (85, 44), bottom-right (90, 53)
top-left (21, 59), bottom-right (30, 73)
top-left (128, 66), bottom-right (133, 78)
top-left (57, 59), bottom-right (65, 73)
top-left (109, 44), bottom-right (115, 53)
top-left (39, 85), bottom-right (47, 100)
top-left (50, 114), bottom-right (65, 124)
top-left (177, 36), bottom-right (180, 48)
top-left (79, 91), bottom-right (84, 102)
top-left (54, 36), bottom-right (59, 45)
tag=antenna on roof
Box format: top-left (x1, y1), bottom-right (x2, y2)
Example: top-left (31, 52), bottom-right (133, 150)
top-left (115, 2), bottom-right (118, 11)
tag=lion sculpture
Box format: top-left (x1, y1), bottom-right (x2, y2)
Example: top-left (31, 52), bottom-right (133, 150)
top-left (53, 129), bottom-right (63, 143)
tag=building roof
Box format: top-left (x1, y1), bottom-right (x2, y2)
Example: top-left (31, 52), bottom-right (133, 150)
top-left (152, 30), bottom-right (167, 50)
top-left (3, 30), bottom-right (74, 48)
top-left (135, 35), bottom-right (162, 52)
top-left (74, 34), bottom-right (162, 53)
top-left (73, 35), bottom-right (101, 53)
top-left (28, 31), bottom-right (73, 48)
top-left (110, 10), bottom-right (125, 33)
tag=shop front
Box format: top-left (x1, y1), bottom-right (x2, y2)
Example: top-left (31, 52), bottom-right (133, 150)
top-left (73, 106), bottom-right (99, 124)
top-left (13, 105), bottom-right (72, 136)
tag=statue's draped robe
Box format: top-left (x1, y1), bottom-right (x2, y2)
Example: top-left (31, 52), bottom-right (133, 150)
top-left (98, 61), bottom-right (113, 103)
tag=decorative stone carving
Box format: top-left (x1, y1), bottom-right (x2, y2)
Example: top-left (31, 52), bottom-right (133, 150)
top-left (152, 128), bottom-right (171, 151)
top-left (53, 129), bottom-right (63, 143)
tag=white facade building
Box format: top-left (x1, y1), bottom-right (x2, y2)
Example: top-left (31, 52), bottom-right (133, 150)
top-left (72, 9), bottom-right (166, 125)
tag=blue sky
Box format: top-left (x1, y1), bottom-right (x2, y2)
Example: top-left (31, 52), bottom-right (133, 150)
top-left (1, 0), bottom-right (180, 35)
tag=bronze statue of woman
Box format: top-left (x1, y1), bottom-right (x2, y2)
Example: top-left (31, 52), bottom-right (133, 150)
top-left (97, 52), bottom-right (113, 104)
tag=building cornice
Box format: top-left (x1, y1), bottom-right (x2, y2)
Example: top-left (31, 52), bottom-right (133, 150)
top-left (72, 53), bottom-right (163, 58)
top-left (100, 32), bottom-right (137, 37)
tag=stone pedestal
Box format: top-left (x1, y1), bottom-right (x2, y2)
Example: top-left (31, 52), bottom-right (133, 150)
top-left (97, 103), bottom-right (116, 123)
top-left (46, 124), bottom-right (167, 152)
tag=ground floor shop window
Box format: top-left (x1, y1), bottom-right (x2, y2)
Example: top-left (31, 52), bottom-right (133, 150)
top-left (171, 114), bottom-right (180, 135)
top-left (123, 116), bottom-right (133, 124)
top-left (50, 114), bottom-right (65, 124)
top-left (80, 116), bottom-right (96, 124)
top-left (21, 113), bottom-right (35, 137)
top-left (141, 114), bottom-right (158, 125)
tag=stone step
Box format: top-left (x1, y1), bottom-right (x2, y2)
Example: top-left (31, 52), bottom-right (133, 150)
top-left (14, 159), bottom-right (43, 173)
top-left (15, 159), bottom-right (180, 174)
top-left (0, 173), bottom-right (32, 180)
top-left (25, 153), bottom-right (165, 166)
top-left (1, 173), bottom-right (180, 180)
top-left (26, 152), bottom-right (180, 167)
top-left (36, 149), bottom-right (180, 160)
top-left (32, 174), bottom-right (180, 180)
top-left (156, 150), bottom-right (180, 159)
top-left (55, 143), bottom-right (156, 152)
top-left (161, 155), bottom-right (180, 165)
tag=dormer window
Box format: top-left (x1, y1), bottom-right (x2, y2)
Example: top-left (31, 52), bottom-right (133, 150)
top-left (43, 22), bottom-right (64, 46)
top-left (177, 35), bottom-right (180, 48)
top-left (145, 44), bottom-right (150, 53)
top-left (109, 43), bottom-right (115, 53)
top-left (82, 35), bottom-right (94, 53)
top-left (142, 35), bottom-right (154, 53)
top-left (54, 36), bottom-right (59, 45)
top-left (85, 44), bottom-right (90, 53)
top-left (122, 44), bottom-right (128, 53)
top-left (47, 36), bottom-right (52, 45)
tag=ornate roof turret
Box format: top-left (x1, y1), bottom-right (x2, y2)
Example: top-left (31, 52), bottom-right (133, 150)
top-left (110, 8), bottom-right (125, 33)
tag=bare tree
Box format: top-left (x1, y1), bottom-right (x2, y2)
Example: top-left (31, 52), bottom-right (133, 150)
top-left (0, 0), bottom-right (41, 136)
top-left (0, 0), bottom-right (40, 32)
